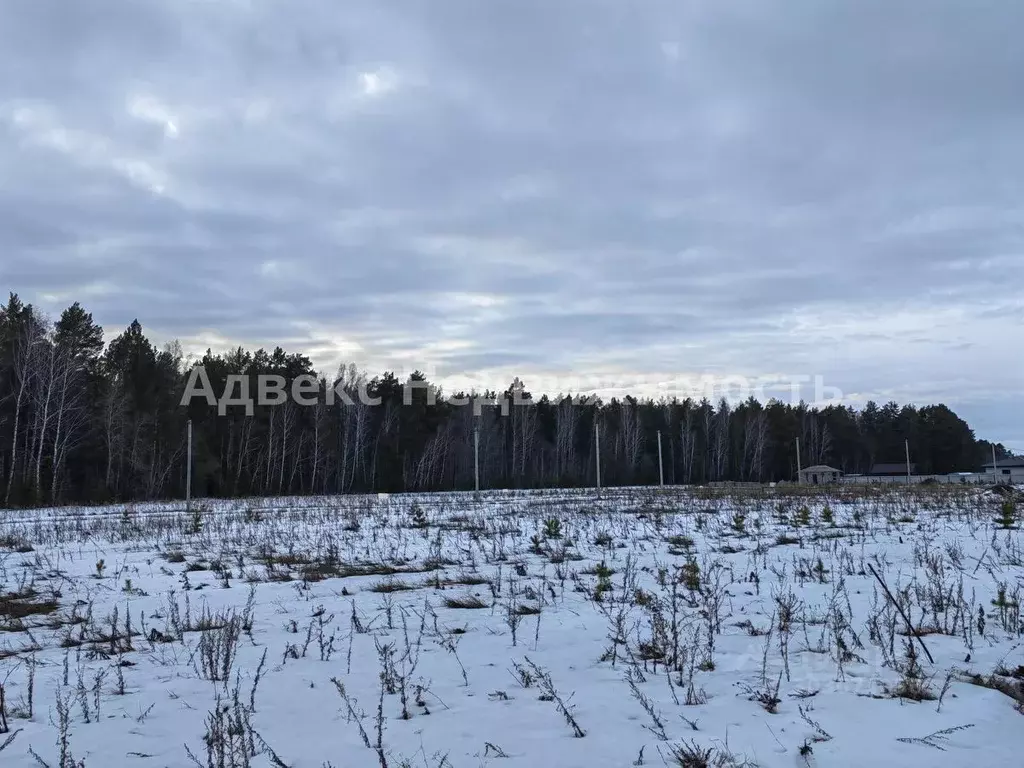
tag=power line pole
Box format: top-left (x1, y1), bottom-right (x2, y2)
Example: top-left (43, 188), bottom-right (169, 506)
top-left (186, 418), bottom-right (193, 509)
top-left (474, 425), bottom-right (480, 492)
top-left (595, 421), bottom-right (601, 490)
top-left (905, 439), bottom-right (912, 485)
top-left (657, 430), bottom-right (664, 487)
top-left (795, 437), bottom-right (802, 483)
top-left (992, 443), bottom-right (999, 485)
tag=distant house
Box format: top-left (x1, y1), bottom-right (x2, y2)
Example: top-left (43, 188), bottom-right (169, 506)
top-left (869, 463), bottom-right (916, 476)
top-left (799, 465), bottom-right (842, 485)
top-left (982, 457), bottom-right (1024, 484)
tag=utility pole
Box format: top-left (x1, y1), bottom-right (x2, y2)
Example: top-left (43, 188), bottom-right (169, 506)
top-left (905, 439), bottom-right (912, 485)
top-left (595, 421), bottom-right (602, 491)
top-left (186, 418), bottom-right (193, 509)
top-left (992, 443), bottom-right (999, 485)
top-left (795, 437), bottom-right (802, 483)
top-left (474, 425), bottom-right (480, 492)
top-left (657, 430), bottom-right (664, 487)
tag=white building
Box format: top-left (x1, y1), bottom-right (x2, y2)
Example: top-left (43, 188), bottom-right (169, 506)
top-left (983, 457), bottom-right (1024, 485)
top-left (798, 465), bottom-right (842, 485)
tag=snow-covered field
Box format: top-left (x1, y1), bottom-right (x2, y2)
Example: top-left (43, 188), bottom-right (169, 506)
top-left (1, 486), bottom-right (1022, 768)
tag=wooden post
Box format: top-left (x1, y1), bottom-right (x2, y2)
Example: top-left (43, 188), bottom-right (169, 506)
top-left (905, 439), bottom-right (911, 485)
top-left (657, 430), bottom-right (664, 487)
top-left (474, 426), bottom-right (480, 492)
top-left (186, 419), bottom-right (193, 508)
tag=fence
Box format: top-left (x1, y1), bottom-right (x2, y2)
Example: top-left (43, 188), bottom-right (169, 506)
top-left (841, 473), bottom-right (992, 486)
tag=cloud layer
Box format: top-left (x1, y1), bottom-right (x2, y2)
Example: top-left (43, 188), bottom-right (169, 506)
top-left (2, 0), bottom-right (1022, 448)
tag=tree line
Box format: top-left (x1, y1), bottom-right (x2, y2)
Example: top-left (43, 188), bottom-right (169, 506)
top-left (0, 292), bottom-right (1014, 506)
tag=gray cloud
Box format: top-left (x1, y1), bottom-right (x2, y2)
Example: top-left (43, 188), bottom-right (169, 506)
top-left (1, 0), bottom-right (1022, 449)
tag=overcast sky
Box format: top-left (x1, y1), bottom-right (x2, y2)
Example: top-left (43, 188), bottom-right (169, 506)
top-left (1, 0), bottom-right (1022, 449)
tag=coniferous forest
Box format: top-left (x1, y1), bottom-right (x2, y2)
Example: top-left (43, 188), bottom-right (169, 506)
top-left (0, 293), bottom-right (1013, 507)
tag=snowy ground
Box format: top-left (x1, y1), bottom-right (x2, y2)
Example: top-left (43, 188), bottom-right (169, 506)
top-left (1, 486), bottom-right (1022, 768)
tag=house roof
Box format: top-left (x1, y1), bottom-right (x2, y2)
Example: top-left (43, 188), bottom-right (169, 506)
top-left (983, 458), bottom-right (1024, 469)
top-left (869, 463), bottom-right (916, 475)
top-left (800, 465), bottom-right (841, 473)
